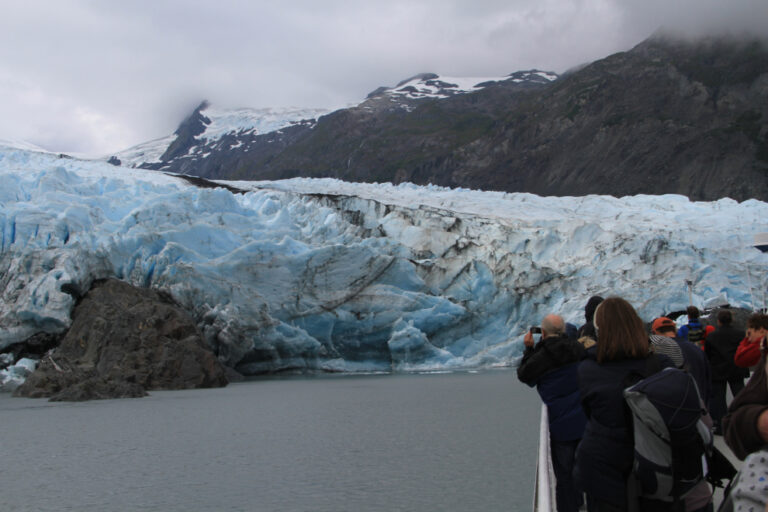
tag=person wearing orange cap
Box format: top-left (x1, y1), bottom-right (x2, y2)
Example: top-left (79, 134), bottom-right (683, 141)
top-left (649, 317), bottom-right (685, 367)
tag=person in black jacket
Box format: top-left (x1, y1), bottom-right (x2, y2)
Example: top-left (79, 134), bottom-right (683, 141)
top-left (574, 297), bottom-right (674, 512)
top-left (517, 313), bottom-right (587, 512)
top-left (578, 295), bottom-right (604, 342)
top-left (705, 309), bottom-right (748, 434)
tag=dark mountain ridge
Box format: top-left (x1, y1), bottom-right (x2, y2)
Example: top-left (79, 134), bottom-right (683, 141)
top-left (134, 34), bottom-right (768, 201)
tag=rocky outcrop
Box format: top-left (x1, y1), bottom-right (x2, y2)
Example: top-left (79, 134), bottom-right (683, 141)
top-left (15, 279), bottom-right (228, 401)
top-left (159, 100), bottom-right (211, 162)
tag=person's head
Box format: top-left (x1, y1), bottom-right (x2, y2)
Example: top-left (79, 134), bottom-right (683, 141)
top-left (593, 297), bottom-right (649, 363)
top-left (686, 306), bottom-right (700, 320)
top-left (651, 317), bottom-right (677, 337)
top-left (746, 313), bottom-right (768, 343)
top-left (541, 314), bottom-right (565, 339)
top-left (584, 295), bottom-right (604, 323)
top-left (717, 310), bottom-right (733, 327)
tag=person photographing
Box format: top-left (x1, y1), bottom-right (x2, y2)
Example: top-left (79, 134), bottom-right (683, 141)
top-left (517, 314), bottom-right (588, 512)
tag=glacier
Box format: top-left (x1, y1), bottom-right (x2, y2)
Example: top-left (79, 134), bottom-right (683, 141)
top-left (1, 144), bottom-right (767, 381)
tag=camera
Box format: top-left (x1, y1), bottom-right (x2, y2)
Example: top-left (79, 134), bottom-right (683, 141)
top-left (529, 326), bottom-right (542, 334)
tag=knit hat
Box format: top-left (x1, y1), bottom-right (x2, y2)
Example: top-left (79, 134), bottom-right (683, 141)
top-left (649, 334), bottom-right (685, 368)
top-left (651, 317), bottom-right (676, 333)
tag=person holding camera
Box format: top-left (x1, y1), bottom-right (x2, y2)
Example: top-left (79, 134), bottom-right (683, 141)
top-left (517, 314), bottom-right (588, 512)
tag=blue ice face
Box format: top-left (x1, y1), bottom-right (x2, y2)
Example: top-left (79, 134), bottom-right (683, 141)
top-left (1, 146), bottom-right (767, 376)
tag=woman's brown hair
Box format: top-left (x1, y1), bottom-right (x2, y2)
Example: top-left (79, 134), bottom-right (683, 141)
top-left (594, 296), bottom-right (649, 363)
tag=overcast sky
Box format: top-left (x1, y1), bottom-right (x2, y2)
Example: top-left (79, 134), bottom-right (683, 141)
top-left (1, 0), bottom-right (766, 156)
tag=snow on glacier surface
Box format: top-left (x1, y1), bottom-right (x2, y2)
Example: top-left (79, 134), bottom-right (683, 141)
top-left (1, 144), bottom-right (767, 377)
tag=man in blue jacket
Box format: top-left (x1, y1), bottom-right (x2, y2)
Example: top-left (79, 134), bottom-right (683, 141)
top-left (677, 306), bottom-right (712, 348)
top-left (517, 314), bottom-right (587, 512)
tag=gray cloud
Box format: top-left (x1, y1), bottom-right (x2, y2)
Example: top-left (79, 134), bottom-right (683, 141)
top-left (0, 0), bottom-right (766, 155)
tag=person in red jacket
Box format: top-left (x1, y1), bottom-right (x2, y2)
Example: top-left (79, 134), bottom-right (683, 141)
top-left (724, 314), bottom-right (768, 461)
top-left (734, 313), bottom-right (768, 368)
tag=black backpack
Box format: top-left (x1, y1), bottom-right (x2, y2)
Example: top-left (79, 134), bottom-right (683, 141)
top-left (687, 324), bottom-right (705, 346)
top-left (623, 358), bottom-right (712, 510)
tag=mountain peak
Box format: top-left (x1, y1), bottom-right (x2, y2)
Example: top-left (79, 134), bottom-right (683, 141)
top-left (173, 100), bottom-right (211, 138)
top-left (395, 72), bottom-right (440, 88)
top-left (366, 70), bottom-right (558, 102)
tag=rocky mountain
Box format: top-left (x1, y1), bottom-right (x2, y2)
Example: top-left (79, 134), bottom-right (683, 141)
top-left (114, 34), bottom-right (768, 202)
top-left (111, 103), bottom-right (332, 171)
top-left (114, 70), bottom-right (539, 177)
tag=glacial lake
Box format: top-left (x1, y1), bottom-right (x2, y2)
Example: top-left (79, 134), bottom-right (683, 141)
top-left (0, 369), bottom-right (541, 511)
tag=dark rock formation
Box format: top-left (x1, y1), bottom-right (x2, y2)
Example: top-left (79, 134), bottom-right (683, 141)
top-left (15, 279), bottom-right (228, 401)
top-left (140, 35), bottom-right (768, 202)
top-left (159, 100), bottom-right (212, 163)
top-left (2, 332), bottom-right (60, 361)
top-left (169, 173), bottom-right (248, 194)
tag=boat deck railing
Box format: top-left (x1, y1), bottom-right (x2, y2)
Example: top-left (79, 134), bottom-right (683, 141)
top-left (533, 406), bottom-right (556, 512)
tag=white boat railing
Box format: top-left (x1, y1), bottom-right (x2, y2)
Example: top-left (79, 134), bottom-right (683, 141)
top-left (534, 405), bottom-right (556, 512)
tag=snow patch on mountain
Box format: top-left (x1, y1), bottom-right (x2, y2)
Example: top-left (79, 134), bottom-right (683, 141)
top-left (112, 105), bottom-right (332, 168)
top-left (109, 135), bottom-right (177, 167)
top-left (197, 105), bottom-right (332, 142)
top-left (371, 70), bottom-right (558, 100)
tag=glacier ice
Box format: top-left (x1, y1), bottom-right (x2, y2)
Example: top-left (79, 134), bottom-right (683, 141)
top-left (1, 144), bottom-right (767, 376)
top-left (0, 357), bottom-right (38, 391)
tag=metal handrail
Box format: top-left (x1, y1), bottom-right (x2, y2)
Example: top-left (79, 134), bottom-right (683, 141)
top-left (534, 405), bottom-right (556, 512)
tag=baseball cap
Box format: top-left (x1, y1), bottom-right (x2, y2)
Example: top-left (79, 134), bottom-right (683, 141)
top-left (652, 317), bottom-right (676, 333)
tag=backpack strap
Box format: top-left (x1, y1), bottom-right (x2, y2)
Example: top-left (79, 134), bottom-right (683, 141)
top-left (623, 353), bottom-right (664, 512)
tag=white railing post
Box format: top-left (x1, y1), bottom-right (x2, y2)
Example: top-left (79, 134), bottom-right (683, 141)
top-left (534, 405), bottom-right (556, 512)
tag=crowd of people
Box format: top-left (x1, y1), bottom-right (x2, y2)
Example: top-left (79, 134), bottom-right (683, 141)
top-left (517, 296), bottom-right (768, 512)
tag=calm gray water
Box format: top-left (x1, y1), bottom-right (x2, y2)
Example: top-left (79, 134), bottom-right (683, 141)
top-left (0, 370), bottom-right (541, 511)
